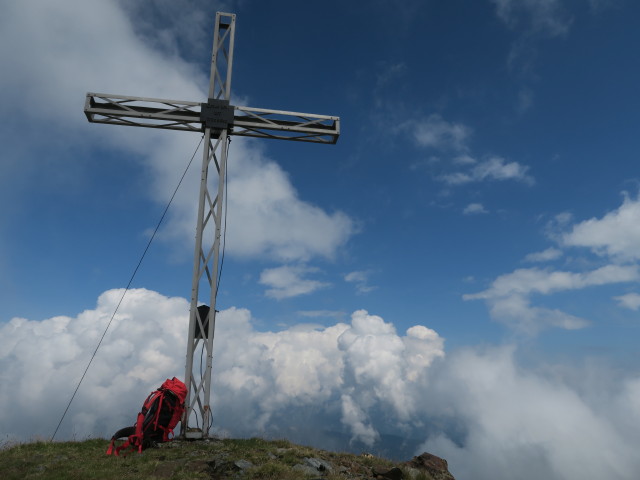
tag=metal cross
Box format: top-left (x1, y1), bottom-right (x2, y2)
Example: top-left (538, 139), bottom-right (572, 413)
top-left (84, 12), bottom-right (340, 439)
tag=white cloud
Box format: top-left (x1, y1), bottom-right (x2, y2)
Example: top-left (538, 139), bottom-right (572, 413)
top-left (419, 346), bottom-right (640, 480)
top-left (407, 114), bottom-right (533, 187)
top-left (216, 307), bottom-right (445, 443)
top-left (464, 265), bottom-right (639, 333)
top-left (491, 0), bottom-right (572, 37)
top-left (439, 172), bottom-right (472, 185)
top-left (375, 62), bottom-right (408, 90)
top-left (3, 289), bottom-right (640, 480)
top-left (440, 156), bottom-right (533, 185)
top-left (469, 195), bottom-right (640, 333)
top-left (544, 211), bottom-right (574, 241)
top-left (0, 288), bottom-right (189, 442)
top-left (614, 292), bottom-right (640, 311)
top-left (340, 394), bottom-right (380, 446)
top-left (0, 1), bottom-right (198, 117)
top-left (453, 154), bottom-right (477, 166)
top-left (562, 195), bottom-right (640, 262)
top-left (225, 146), bottom-right (356, 262)
top-left (463, 203), bottom-right (488, 215)
top-left (344, 270), bottom-right (377, 294)
top-left (473, 156), bottom-right (534, 183)
top-left (0, 290), bottom-right (445, 448)
top-left (0, 0), bottom-right (355, 267)
top-left (411, 115), bottom-right (472, 152)
top-left (468, 265), bottom-right (639, 298)
top-left (490, 0), bottom-right (572, 111)
top-left (260, 265), bottom-right (330, 299)
top-left (524, 247), bottom-right (563, 263)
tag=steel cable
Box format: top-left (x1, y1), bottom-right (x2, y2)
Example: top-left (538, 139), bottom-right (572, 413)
top-left (51, 135), bottom-right (204, 441)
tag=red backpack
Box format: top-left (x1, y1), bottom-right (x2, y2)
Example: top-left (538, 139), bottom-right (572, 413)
top-left (106, 377), bottom-right (188, 456)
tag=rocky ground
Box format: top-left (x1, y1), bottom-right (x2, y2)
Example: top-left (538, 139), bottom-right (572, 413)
top-left (155, 437), bottom-right (456, 480)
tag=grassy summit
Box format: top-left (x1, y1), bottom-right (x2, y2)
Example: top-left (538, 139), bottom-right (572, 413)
top-left (0, 437), bottom-right (449, 480)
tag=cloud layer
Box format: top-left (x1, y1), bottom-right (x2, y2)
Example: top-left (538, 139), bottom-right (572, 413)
top-left (0, 289), bottom-right (444, 447)
top-left (2, 289), bottom-right (640, 480)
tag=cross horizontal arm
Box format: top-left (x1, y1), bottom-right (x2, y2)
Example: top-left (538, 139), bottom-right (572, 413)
top-left (84, 93), bottom-right (203, 132)
top-left (84, 93), bottom-right (340, 143)
top-left (233, 106), bottom-right (339, 144)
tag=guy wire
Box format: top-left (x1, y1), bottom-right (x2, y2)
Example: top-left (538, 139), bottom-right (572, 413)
top-left (51, 135), bottom-right (205, 441)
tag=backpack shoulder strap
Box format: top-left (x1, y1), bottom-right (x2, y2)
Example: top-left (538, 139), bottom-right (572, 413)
top-left (105, 426), bottom-right (136, 455)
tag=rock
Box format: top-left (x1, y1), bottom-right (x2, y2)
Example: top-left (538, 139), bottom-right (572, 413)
top-left (372, 466), bottom-right (404, 480)
top-left (404, 467), bottom-right (422, 479)
top-left (293, 463), bottom-right (322, 476)
top-left (304, 457), bottom-right (333, 472)
top-left (404, 452), bottom-right (456, 480)
top-left (234, 459), bottom-right (254, 470)
top-left (292, 457), bottom-right (334, 476)
top-left (207, 458), bottom-right (253, 478)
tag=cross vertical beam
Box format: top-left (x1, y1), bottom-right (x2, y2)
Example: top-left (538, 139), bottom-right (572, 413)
top-left (183, 12), bottom-right (235, 439)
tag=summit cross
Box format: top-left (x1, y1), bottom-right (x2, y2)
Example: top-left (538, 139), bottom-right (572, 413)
top-left (84, 12), bottom-right (340, 439)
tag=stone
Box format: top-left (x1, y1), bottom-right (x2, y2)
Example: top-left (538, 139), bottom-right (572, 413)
top-left (293, 464), bottom-right (322, 476)
top-left (372, 466), bottom-right (403, 480)
top-left (304, 457), bottom-right (333, 472)
top-left (234, 459), bottom-right (254, 470)
top-left (404, 467), bottom-right (422, 479)
top-left (404, 452), bottom-right (456, 480)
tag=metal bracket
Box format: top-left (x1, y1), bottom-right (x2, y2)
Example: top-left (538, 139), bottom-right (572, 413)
top-left (200, 98), bottom-right (235, 132)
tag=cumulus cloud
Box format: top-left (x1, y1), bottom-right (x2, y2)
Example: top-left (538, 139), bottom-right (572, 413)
top-left (614, 292), bottom-right (640, 311)
top-left (411, 114), bottom-right (471, 152)
top-left (225, 147), bottom-right (355, 262)
top-left (524, 247), bottom-right (563, 263)
top-left (0, 289), bottom-right (189, 442)
top-left (344, 270), bottom-right (377, 294)
top-left (419, 346), bottom-right (640, 480)
top-left (2, 289), bottom-right (640, 480)
top-left (0, 290), bottom-right (444, 448)
top-left (0, 1), bottom-right (206, 130)
top-left (440, 156), bottom-right (533, 185)
top-left (259, 265), bottom-right (330, 299)
top-left (468, 264), bottom-right (639, 300)
top-left (453, 154), bottom-right (477, 166)
top-left (463, 203), bottom-right (488, 215)
top-left (472, 156), bottom-right (533, 184)
top-left (464, 265), bottom-right (639, 333)
top-left (407, 113), bottom-right (533, 188)
top-left (562, 194), bottom-right (640, 262)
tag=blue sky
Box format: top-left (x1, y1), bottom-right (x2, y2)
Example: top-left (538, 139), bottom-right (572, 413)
top-left (2, 1), bottom-right (640, 479)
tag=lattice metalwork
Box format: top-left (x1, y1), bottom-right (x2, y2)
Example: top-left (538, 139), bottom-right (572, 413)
top-left (84, 11), bottom-right (340, 439)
